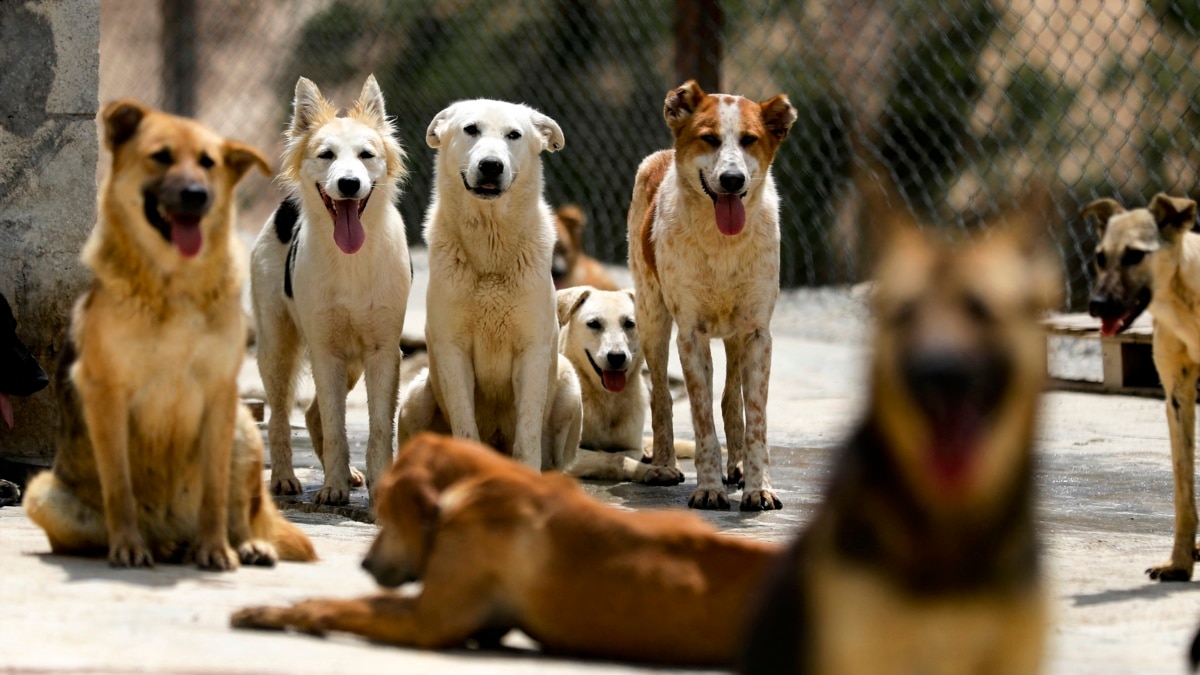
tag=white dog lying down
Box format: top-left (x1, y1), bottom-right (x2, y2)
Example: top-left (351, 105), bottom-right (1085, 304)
top-left (398, 99), bottom-right (581, 471)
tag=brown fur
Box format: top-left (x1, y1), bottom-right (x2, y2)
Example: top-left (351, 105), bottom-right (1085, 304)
top-left (232, 433), bottom-right (778, 667)
top-left (1082, 194), bottom-right (1200, 581)
top-left (23, 101), bottom-right (315, 569)
top-left (739, 181), bottom-right (1059, 674)
top-left (551, 205), bottom-right (618, 291)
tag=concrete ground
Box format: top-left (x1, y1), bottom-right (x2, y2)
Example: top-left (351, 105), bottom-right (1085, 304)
top-left (3, 252), bottom-right (1200, 673)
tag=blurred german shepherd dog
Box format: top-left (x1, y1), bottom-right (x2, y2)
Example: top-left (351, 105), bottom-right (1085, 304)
top-left (740, 179), bottom-right (1060, 674)
top-left (24, 101), bottom-right (315, 569)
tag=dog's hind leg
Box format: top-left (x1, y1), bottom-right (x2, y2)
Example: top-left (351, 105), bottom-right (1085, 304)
top-left (362, 346), bottom-right (401, 501)
top-left (545, 355), bottom-right (582, 471)
top-left (308, 354), bottom-right (355, 505)
top-left (721, 336), bottom-right (746, 487)
top-left (228, 406), bottom-right (279, 567)
top-left (305, 364), bottom-right (365, 490)
top-left (1149, 332), bottom-right (1199, 581)
top-left (638, 283), bottom-right (684, 486)
top-left (23, 471), bottom-right (109, 556)
top-left (258, 312), bottom-right (304, 495)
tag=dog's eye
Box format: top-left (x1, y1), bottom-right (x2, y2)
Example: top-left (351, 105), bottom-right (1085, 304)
top-left (198, 153), bottom-right (215, 169)
top-left (1120, 248), bottom-right (1146, 266)
top-left (586, 319), bottom-right (602, 330)
top-left (506, 130), bottom-right (522, 141)
top-left (359, 150), bottom-right (375, 160)
top-left (1095, 251), bottom-right (1108, 268)
top-left (318, 150), bottom-right (335, 160)
top-left (150, 149), bottom-right (173, 165)
top-left (962, 292), bottom-right (994, 324)
top-left (700, 134), bottom-right (721, 147)
top-left (623, 319), bottom-right (636, 330)
top-left (740, 135), bottom-right (758, 147)
top-left (464, 124), bottom-right (480, 137)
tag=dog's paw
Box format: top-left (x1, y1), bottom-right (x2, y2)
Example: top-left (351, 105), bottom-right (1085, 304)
top-left (688, 488), bottom-right (731, 510)
top-left (643, 465), bottom-right (685, 486)
top-left (349, 467), bottom-right (365, 488)
top-left (231, 606), bottom-right (290, 632)
top-left (237, 539), bottom-right (279, 567)
top-left (109, 535), bottom-right (154, 568)
top-left (1146, 563), bottom-right (1192, 582)
top-left (194, 542), bottom-right (240, 572)
top-left (270, 475), bottom-right (303, 496)
top-left (232, 600), bottom-right (331, 636)
top-left (740, 489), bottom-right (782, 512)
top-left (314, 485), bottom-right (350, 506)
top-left (723, 464), bottom-right (744, 487)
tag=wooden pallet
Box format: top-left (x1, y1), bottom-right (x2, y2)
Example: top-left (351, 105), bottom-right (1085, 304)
top-left (1043, 312), bottom-right (1161, 397)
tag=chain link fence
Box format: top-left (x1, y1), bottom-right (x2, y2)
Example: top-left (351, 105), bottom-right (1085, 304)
top-left (100, 0), bottom-right (1200, 309)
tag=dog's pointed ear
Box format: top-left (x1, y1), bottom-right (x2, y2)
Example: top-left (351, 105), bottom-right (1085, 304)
top-left (426, 104), bottom-right (458, 149)
top-left (664, 81), bottom-right (706, 134)
top-left (556, 287), bottom-right (591, 326)
top-left (1150, 193), bottom-right (1197, 238)
top-left (102, 100), bottom-right (149, 151)
top-left (1079, 198), bottom-right (1125, 237)
top-left (853, 164), bottom-right (924, 268)
top-left (223, 140), bottom-right (271, 182)
top-left (532, 111), bottom-right (565, 153)
top-left (759, 94), bottom-right (797, 143)
top-left (991, 183), bottom-right (1065, 312)
top-left (290, 77), bottom-right (332, 137)
top-left (623, 288), bottom-right (636, 306)
top-left (352, 74), bottom-right (388, 128)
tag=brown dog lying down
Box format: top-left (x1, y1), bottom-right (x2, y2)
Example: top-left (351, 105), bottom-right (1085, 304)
top-left (233, 432), bottom-right (779, 667)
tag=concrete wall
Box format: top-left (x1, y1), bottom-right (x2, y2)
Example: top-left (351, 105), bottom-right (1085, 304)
top-left (0, 1), bottom-right (99, 464)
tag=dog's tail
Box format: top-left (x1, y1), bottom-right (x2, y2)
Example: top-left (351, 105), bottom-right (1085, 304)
top-left (254, 500), bottom-right (317, 562)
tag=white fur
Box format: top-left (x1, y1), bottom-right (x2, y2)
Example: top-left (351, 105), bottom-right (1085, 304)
top-left (399, 99), bottom-right (580, 470)
top-left (251, 75), bottom-right (411, 505)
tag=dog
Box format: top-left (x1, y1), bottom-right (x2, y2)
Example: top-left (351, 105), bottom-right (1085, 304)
top-left (0, 291), bottom-right (50, 506)
top-left (1082, 194), bottom-right (1200, 581)
top-left (251, 75), bottom-right (411, 505)
top-left (22, 100), bottom-right (315, 569)
top-left (628, 80), bottom-right (796, 510)
top-left (232, 433), bottom-right (779, 667)
top-left (397, 99), bottom-right (581, 471)
top-left (738, 181), bottom-right (1059, 674)
top-left (551, 204), bottom-right (618, 291)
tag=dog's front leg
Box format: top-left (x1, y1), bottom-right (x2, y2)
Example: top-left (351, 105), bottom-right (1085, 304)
top-left (363, 346), bottom-right (401, 502)
top-left (721, 336), bottom-right (746, 487)
top-left (638, 285), bottom-right (684, 485)
top-left (512, 344), bottom-right (553, 468)
top-left (1150, 334), bottom-right (1199, 581)
top-left (310, 354), bottom-right (353, 505)
top-left (193, 383), bottom-right (239, 571)
top-left (677, 326), bottom-right (728, 509)
top-left (433, 343), bottom-right (480, 441)
top-left (738, 327), bottom-right (781, 511)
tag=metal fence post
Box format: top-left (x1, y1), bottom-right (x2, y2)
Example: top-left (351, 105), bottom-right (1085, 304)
top-left (161, 0), bottom-right (197, 117)
top-left (674, 0), bottom-right (722, 92)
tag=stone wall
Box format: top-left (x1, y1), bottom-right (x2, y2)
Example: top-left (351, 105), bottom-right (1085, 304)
top-left (0, 1), bottom-right (99, 465)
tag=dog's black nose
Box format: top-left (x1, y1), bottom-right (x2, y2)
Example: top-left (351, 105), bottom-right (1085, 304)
top-left (179, 184), bottom-right (209, 213)
top-left (1088, 293), bottom-right (1115, 318)
top-left (338, 177), bottom-right (361, 197)
top-left (904, 351), bottom-right (976, 404)
top-left (719, 172), bottom-right (745, 193)
top-left (478, 158), bottom-right (504, 179)
top-left (606, 352), bottom-right (627, 369)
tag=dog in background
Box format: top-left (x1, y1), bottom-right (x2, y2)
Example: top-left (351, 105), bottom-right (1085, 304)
top-left (628, 80), bottom-right (796, 510)
top-left (233, 433), bottom-right (779, 667)
top-left (551, 204), bottom-right (618, 291)
top-left (739, 180), bottom-right (1059, 674)
top-left (398, 99), bottom-right (581, 471)
top-left (1083, 194), bottom-right (1200, 581)
top-left (23, 101), bottom-right (315, 569)
top-left (0, 291), bottom-right (49, 506)
top-left (251, 75), bottom-right (411, 505)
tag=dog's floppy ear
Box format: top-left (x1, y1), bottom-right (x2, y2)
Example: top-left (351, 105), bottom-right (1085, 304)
top-left (102, 100), bottom-right (149, 151)
top-left (531, 111), bottom-right (565, 153)
top-left (1079, 198), bottom-right (1125, 237)
top-left (556, 287), bottom-right (591, 326)
top-left (1150, 193), bottom-right (1197, 238)
top-left (426, 104), bottom-right (459, 149)
top-left (759, 94), bottom-right (797, 143)
top-left (223, 140), bottom-right (271, 182)
top-left (352, 74), bottom-right (388, 128)
top-left (290, 76), bottom-right (333, 137)
top-left (664, 81), bottom-right (706, 133)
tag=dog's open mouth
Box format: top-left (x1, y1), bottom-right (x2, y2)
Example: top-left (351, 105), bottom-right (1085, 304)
top-left (1093, 289), bottom-right (1151, 337)
top-left (144, 191), bottom-right (203, 258)
top-left (700, 172), bottom-right (747, 236)
top-left (317, 183), bottom-right (371, 254)
top-left (586, 350), bottom-right (627, 393)
top-left (461, 172), bottom-right (503, 200)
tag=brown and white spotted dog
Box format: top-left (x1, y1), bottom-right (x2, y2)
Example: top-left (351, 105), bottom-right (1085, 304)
top-left (627, 81), bottom-right (796, 510)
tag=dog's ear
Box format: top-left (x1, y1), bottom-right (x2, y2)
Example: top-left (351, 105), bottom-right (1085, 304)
top-left (223, 140), bottom-right (271, 182)
top-left (556, 287), bottom-right (591, 326)
top-left (531, 111), bottom-right (565, 153)
top-left (1079, 198), bottom-right (1125, 237)
top-left (759, 94), bottom-right (797, 143)
top-left (426, 104), bottom-right (458, 149)
top-left (664, 81), bottom-right (706, 133)
top-left (352, 74), bottom-right (388, 128)
top-left (991, 183), bottom-right (1065, 312)
top-left (290, 77), bottom-right (333, 137)
top-left (1150, 193), bottom-right (1197, 238)
top-left (623, 288), bottom-right (636, 307)
top-left (102, 100), bottom-right (149, 151)
top-left (556, 205), bottom-right (586, 245)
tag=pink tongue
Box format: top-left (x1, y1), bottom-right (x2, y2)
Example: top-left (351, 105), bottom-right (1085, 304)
top-left (333, 200), bottom-right (365, 254)
top-left (1, 393), bottom-right (13, 430)
top-left (1099, 317), bottom-right (1121, 337)
top-left (171, 218), bottom-right (203, 258)
top-left (714, 193), bottom-right (746, 236)
top-left (601, 370), bottom-right (627, 393)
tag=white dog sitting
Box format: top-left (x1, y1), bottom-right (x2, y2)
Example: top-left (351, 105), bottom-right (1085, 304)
top-left (398, 99), bottom-right (581, 471)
